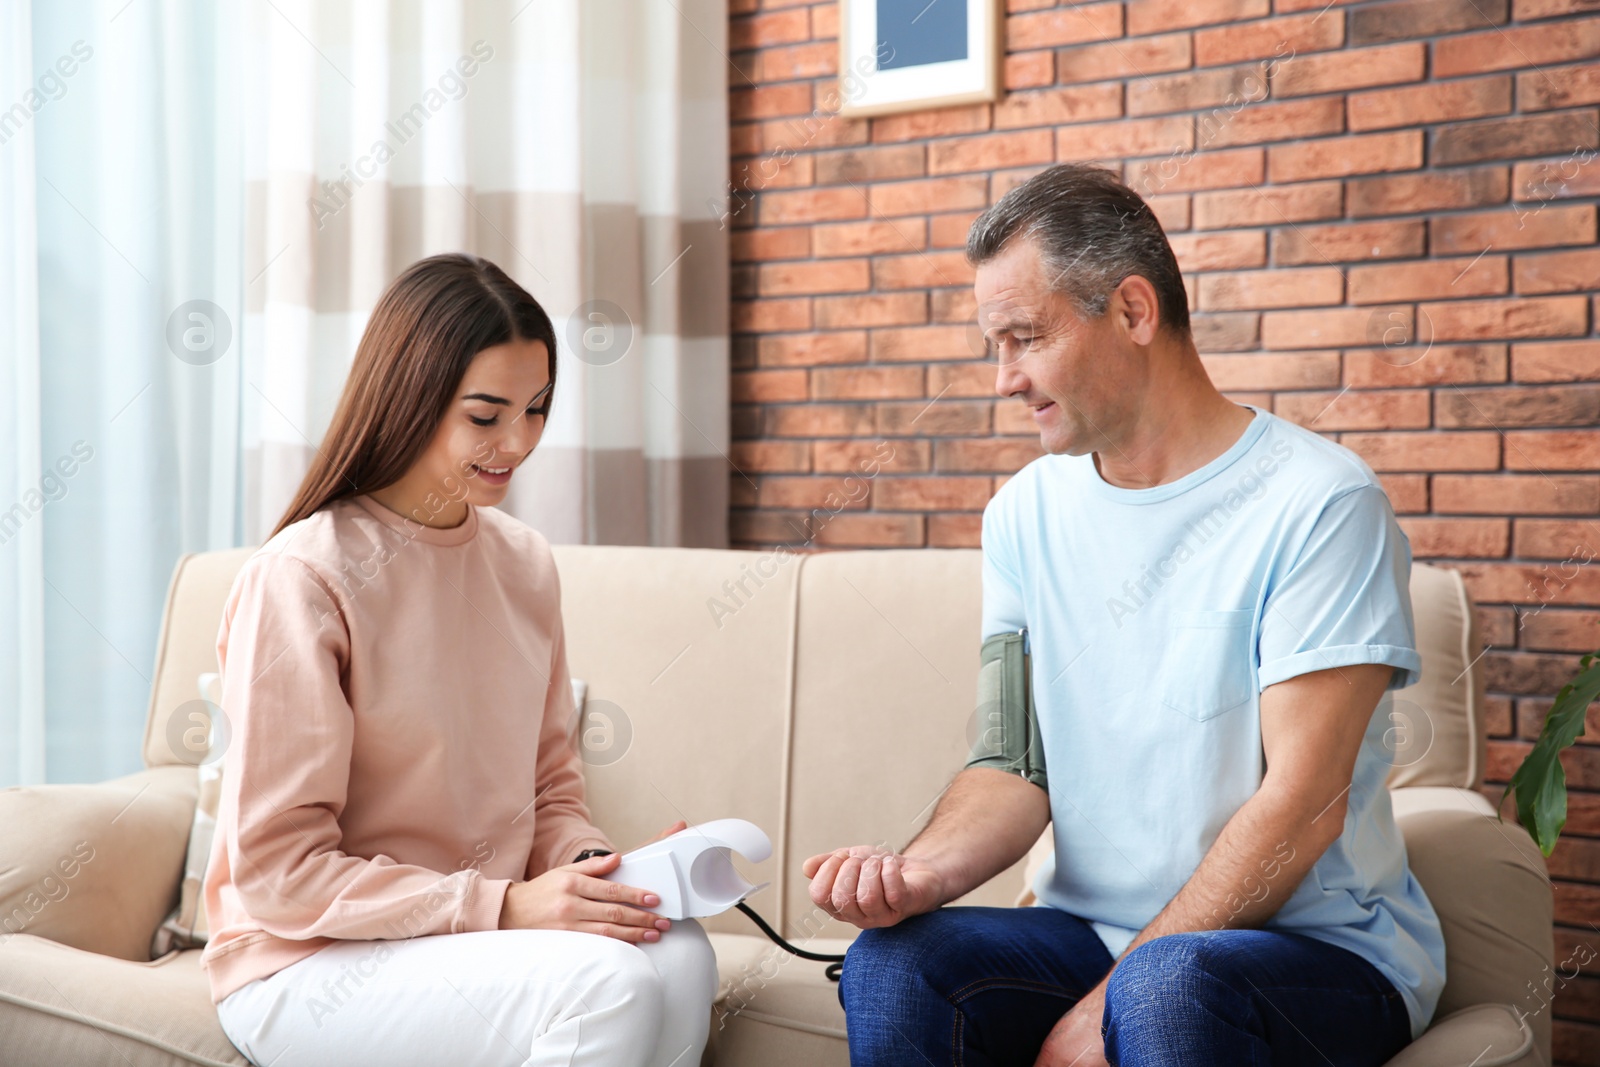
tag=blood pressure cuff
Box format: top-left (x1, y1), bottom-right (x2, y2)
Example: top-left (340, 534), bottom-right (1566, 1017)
top-left (964, 629), bottom-right (1048, 791)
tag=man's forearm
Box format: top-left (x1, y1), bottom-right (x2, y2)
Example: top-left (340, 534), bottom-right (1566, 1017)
top-left (1105, 787), bottom-right (1343, 968)
top-left (902, 767), bottom-right (1051, 906)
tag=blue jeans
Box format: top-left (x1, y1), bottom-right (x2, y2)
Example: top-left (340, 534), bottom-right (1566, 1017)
top-left (838, 906), bottom-right (1415, 1066)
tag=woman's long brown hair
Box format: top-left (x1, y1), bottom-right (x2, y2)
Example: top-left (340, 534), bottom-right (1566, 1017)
top-left (269, 253), bottom-right (558, 540)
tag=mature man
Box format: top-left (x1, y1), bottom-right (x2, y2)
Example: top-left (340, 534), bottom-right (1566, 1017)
top-left (804, 164), bottom-right (1445, 1067)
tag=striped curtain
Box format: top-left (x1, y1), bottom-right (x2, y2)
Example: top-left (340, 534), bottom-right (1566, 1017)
top-left (242, 0), bottom-right (730, 547)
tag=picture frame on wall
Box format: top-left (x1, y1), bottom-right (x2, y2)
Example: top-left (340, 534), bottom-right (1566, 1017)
top-left (837, 0), bottom-right (1004, 118)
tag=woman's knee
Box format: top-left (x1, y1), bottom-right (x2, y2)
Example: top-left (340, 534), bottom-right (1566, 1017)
top-left (571, 935), bottom-right (668, 1026)
top-left (641, 918), bottom-right (718, 995)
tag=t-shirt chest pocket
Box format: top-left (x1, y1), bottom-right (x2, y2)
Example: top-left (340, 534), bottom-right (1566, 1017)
top-left (1159, 608), bottom-right (1257, 722)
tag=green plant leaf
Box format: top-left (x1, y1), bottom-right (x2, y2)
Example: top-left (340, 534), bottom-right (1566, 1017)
top-left (1499, 650), bottom-right (1599, 857)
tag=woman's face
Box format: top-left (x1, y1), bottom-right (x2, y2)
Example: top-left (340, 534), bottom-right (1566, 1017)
top-left (405, 336), bottom-right (552, 521)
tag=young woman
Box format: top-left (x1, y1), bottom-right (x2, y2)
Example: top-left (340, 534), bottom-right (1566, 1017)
top-left (199, 253), bottom-right (719, 1067)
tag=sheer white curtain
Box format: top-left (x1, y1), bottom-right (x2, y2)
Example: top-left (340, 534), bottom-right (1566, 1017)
top-left (1, 0), bottom-right (44, 786)
top-left (2, 0), bottom-right (728, 786)
top-left (1, 0), bottom-right (242, 786)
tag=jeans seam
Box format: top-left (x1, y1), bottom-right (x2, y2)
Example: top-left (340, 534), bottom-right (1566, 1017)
top-left (948, 976), bottom-right (1081, 1004)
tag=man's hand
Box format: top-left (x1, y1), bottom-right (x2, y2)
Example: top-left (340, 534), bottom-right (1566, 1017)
top-left (1034, 980), bottom-right (1110, 1067)
top-left (801, 846), bottom-right (946, 929)
top-left (801, 768), bottom-right (1047, 931)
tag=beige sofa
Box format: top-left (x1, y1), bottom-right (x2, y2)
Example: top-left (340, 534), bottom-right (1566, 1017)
top-left (1, 545), bottom-right (1554, 1066)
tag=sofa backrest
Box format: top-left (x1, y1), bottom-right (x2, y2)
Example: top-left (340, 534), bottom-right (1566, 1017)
top-left (552, 546), bottom-right (799, 936)
top-left (142, 547), bottom-right (257, 770)
top-left (1390, 562), bottom-right (1489, 793)
top-left (780, 549), bottom-right (1027, 939)
top-left (144, 546), bottom-right (1486, 940)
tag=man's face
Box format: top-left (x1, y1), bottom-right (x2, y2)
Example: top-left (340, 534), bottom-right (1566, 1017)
top-left (974, 237), bottom-right (1140, 457)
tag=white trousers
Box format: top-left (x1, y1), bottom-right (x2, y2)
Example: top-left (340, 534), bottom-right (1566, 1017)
top-left (215, 921), bottom-right (718, 1067)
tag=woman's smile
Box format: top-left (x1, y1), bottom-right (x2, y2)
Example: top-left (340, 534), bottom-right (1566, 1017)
top-left (470, 461), bottom-right (513, 486)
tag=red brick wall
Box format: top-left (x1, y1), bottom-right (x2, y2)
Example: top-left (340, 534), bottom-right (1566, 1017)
top-left (726, 1), bottom-right (1600, 1058)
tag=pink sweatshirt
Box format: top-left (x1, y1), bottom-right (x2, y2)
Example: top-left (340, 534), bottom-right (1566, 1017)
top-left (199, 493), bottom-right (613, 1004)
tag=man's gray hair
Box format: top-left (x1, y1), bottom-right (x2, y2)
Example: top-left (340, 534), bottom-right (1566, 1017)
top-left (965, 164), bottom-right (1191, 337)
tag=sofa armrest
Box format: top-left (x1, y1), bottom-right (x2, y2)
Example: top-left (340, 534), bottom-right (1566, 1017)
top-left (1381, 1003), bottom-right (1541, 1067)
top-left (0, 765), bottom-right (197, 962)
top-left (1390, 786), bottom-right (1553, 1066)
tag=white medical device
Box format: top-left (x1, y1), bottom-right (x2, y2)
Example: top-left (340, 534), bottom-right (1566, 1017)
top-left (602, 818), bottom-right (773, 920)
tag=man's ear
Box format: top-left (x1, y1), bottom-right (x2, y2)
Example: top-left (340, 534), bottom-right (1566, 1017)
top-left (1114, 274), bottom-right (1162, 347)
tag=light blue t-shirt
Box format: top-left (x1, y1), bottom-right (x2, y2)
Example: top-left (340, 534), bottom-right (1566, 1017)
top-left (981, 406), bottom-right (1445, 1041)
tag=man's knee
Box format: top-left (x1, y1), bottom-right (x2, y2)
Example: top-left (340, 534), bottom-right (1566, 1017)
top-left (1105, 932), bottom-right (1233, 1028)
top-left (838, 914), bottom-right (977, 1060)
top-left (840, 924), bottom-right (911, 1003)
top-left (840, 914), bottom-right (946, 1011)
top-left (842, 909), bottom-right (1013, 1016)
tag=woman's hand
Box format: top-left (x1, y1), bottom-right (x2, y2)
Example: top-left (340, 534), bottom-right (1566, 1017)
top-left (499, 821), bottom-right (689, 942)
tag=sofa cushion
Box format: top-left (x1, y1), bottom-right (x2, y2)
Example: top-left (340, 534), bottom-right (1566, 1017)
top-left (783, 549), bottom-right (1030, 942)
top-left (0, 936), bottom-right (246, 1067)
top-left (708, 931), bottom-right (850, 1067)
top-left (552, 545), bottom-right (801, 937)
top-left (1385, 564), bottom-right (1487, 791)
top-left (0, 766), bottom-right (196, 962)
